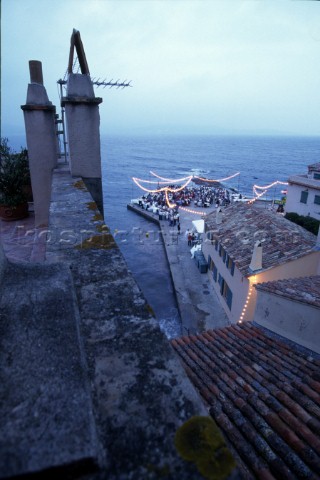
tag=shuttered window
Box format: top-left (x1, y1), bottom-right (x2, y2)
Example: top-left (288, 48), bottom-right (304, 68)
top-left (219, 274), bottom-right (233, 310)
top-left (213, 266), bottom-right (217, 282)
top-left (226, 288), bottom-right (233, 310)
top-left (300, 190), bottom-right (308, 204)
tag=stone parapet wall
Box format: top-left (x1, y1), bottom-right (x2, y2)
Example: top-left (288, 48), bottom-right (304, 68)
top-left (45, 168), bottom-right (210, 479)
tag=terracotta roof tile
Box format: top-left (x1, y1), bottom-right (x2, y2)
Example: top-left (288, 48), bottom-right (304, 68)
top-left (205, 204), bottom-right (317, 276)
top-left (171, 322), bottom-right (320, 479)
top-left (255, 276), bottom-right (320, 308)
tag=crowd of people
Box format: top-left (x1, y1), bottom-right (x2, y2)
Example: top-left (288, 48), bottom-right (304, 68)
top-left (136, 184), bottom-right (231, 215)
top-left (134, 184), bottom-right (232, 241)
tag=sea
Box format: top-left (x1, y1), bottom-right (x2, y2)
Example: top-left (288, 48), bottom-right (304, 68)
top-left (8, 134), bottom-right (320, 338)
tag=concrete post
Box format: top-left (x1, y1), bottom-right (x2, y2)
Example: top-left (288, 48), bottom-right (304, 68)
top-left (21, 61), bottom-right (58, 227)
top-left (62, 73), bottom-right (104, 215)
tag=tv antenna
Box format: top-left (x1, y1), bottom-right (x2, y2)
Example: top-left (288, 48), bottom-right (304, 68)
top-left (56, 29), bottom-right (132, 162)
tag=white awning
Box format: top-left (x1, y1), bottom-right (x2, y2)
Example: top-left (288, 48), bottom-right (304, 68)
top-left (192, 219), bottom-right (205, 234)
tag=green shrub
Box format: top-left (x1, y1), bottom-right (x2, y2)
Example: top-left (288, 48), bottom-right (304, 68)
top-left (0, 138), bottom-right (30, 206)
top-left (285, 212), bottom-right (320, 235)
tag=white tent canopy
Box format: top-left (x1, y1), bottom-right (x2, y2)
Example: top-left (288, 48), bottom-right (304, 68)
top-left (192, 219), bottom-right (205, 234)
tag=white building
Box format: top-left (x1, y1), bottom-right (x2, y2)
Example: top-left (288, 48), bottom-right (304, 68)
top-left (254, 275), bottom-right (320, 354)
top-left (202, 203), bottom-right (320, 324)
top-left (285, 162), bottom-right (320, 221)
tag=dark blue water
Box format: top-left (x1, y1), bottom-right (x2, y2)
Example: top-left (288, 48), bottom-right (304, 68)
top-left (100, 134), bottom-right (319, 337)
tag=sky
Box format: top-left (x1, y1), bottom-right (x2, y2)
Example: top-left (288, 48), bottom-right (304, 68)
top-left (2, 0), bottom-right (320, 141)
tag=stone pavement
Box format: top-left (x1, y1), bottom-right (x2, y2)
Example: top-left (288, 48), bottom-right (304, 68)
top-left (0, 211), bottom-right (47, 263)
top-left (128, 204), bottom-right (230, 334)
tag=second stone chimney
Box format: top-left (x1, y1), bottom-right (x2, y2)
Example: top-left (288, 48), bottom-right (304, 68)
top-left (249, 240), bottom-right (263, 272)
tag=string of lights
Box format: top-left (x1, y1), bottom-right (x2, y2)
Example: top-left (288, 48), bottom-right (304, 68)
top-left (132, 176), bottom-right (192, 194)
top-left (247, 179), bottom-right (288, 204)
top-left (150, 171), bottom-right (240, 184)
top-left (253, 180), bottom-right (288, 190)
top-left (165, 190), bottom-right (176, 208)
top-left (238, 276), bottom-right (256, 323)
top-left (194, 172), bottom-right (240, 183)
top-left (247, 187), bottom-right (268, 205)
top-left (150, 171), bottom-right (193, 183)
top-left (179, 206), bottom-right (206, 216)
top-left (132, 170), bottom-right (287, 210)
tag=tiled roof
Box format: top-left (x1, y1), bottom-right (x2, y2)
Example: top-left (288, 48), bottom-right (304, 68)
top-left (287, 175), bottom-right (320, 190)
top-left (171, 322), bottom-right (320, 480)
top-left (205, 204), bottom-right (316, 276)
top-left (255, 275), bottom-right (320, 308)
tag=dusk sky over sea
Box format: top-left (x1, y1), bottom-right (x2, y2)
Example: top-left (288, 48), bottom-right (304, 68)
top-left (2, 0), bottom-right (320, 138)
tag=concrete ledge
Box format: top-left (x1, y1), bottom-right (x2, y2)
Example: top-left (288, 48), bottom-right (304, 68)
top-left (0, 262), bottom-right (100, 478)
top-left (21, 104), bottom-right (56, 111)
top-left (61, 96), bottom-right (103, 106)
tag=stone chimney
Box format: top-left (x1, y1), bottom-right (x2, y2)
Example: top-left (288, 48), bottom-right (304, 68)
top-left (249, 240), bottom-right (262, 272)
top-left (216, 207), bottom-right (223, 225)
top-left (21, 60), bottom-right (58, 227)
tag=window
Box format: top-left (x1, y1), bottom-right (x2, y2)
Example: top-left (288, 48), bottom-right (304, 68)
top-left (215, 240), bottom-right (218, 251)
top-left (207, 255), bottom-right (212, 269)
top-left (314, 173), bottom-right (320, 180)
top-left (314, 195), bottom-right (320, 205)
top-left (219, 244), bottom-right (225, 260)
top-left (300, 190), bottom-right (308, 204)
top-left (213, 266), bottom-right (217, 282)
top-left (226, 256), bottom-right (235, 276)
top-left (218, 274), bottom-right (233, 310)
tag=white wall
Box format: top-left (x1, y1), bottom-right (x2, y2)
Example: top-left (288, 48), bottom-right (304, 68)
top-left (203, 237), bottom-right (320, 325)
top-left (255, 289), bottom-right (320, 354)
top-left (285, 183), bottom-right (320, 221)
top-left (202, 240), bottom-right (251, 324)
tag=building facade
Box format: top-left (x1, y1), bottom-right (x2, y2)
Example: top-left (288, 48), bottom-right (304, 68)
top-left (285, 162), bottom-right (320, 221)
top-left (202, 204), bottom-right (320, 324)
top-left (254, 275), bottom-right (320, 354)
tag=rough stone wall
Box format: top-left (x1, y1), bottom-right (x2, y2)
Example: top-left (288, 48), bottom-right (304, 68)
top-left (46, 168), bottom-right (210, 479)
